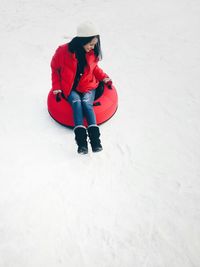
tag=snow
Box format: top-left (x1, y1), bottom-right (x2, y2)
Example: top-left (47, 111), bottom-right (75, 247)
top-left (0, 0), bottom-right (200, 266)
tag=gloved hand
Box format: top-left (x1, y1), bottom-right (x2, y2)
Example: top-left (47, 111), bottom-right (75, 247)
top-left (106, 80), bottom-right (113, 89)
top-left (103, 78), bottom-right (113, 89)
top-left (53, 89), bottom-right (62, 102)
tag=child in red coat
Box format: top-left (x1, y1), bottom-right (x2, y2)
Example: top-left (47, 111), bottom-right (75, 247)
top-left (51, 21), bottom-right (112, 154)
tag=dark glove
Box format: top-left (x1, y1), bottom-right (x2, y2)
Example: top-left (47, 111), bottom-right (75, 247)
top-left (56, 92), bottom-right (62, 102)
top-left (106, 80), bottom-right (113, 89)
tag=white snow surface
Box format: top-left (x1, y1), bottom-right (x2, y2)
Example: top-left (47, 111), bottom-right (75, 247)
top-left (0, 0), bottom-right (200, 266)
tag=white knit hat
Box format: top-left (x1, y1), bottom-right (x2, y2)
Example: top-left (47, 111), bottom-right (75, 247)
top-left (77, 21), bottom-right (99, 37)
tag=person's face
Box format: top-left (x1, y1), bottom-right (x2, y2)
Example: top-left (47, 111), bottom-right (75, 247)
top-left (83, 37), bottom-right (98, 53)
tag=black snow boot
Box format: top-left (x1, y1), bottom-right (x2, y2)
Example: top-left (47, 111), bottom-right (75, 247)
top-left (87, 125), bottom-right (103, 152)
top-left (74, 126), bottom-right (88, 154)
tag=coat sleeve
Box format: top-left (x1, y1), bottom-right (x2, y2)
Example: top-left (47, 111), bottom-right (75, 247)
top-left (93, 64), bottom-right (108, 81)
top-left (50, 47), bottom-right (62, 90)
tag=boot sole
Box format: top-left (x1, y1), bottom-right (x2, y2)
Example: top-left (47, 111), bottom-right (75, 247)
top-left (78, 149), bottom-right (88, 154)
top-left (92, 147), bottom-right (103, 152)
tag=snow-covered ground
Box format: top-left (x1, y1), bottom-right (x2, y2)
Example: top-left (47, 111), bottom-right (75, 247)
top-left (0, 0), bottom-right (200, 266)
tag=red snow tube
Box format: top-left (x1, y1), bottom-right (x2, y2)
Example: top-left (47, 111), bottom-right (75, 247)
top-left (47, 83), bottom-right (118, 127)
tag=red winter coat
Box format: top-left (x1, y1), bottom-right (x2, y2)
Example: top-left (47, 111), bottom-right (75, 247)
top-left (50, 44), bottom-right (108, 97)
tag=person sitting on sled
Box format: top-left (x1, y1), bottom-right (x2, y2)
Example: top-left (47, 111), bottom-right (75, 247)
top-left (51, 21), bottom-right (112, 154)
